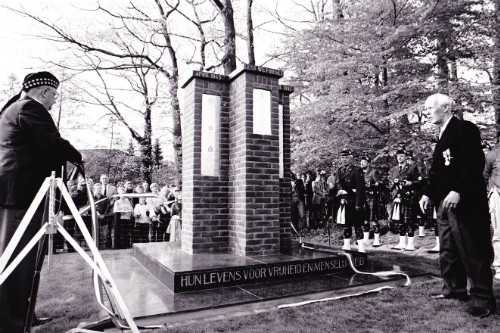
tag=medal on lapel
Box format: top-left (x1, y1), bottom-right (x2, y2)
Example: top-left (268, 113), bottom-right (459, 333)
top-left (442, 148), bottom-right (452, 166)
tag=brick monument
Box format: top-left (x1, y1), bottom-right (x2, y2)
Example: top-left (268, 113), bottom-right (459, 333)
top-left (181, 64), bottom-right (293, 256)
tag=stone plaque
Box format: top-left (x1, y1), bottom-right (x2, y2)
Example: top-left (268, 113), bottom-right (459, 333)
top-left (253, 89), bottom-right (272, 135)
top-left (201, 94), bottom-right (220, 176)
top-left (279, 104), bottom-right (284, 178)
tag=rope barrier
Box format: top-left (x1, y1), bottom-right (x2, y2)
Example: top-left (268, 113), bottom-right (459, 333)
top-left (280, 223), bottom-right (411, 309)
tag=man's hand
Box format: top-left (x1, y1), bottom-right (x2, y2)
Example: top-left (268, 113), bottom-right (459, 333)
top-left (419, 195), bottom-right (430, 213)
top-left (405, 180), bottom-right (412, 186)
top-left (443, 191), bottom-right (460, 210)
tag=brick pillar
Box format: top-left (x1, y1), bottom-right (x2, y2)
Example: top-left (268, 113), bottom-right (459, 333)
top-left (279, 85), bottom-right (294, 250)
top-left (227, 65), bottom-right (284, 256)
top-left (181, 72), bottom-right (230, 254)
top-left (181, 66), bottom-right (292, 256)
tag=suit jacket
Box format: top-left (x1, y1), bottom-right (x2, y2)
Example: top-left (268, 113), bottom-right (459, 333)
top-left (0, 97), bottom-right (82, 207)
top-left (425, 116), bottom-right (489, 219)
top-left (312, 179), bottom-right (328, 204)
top-left (101, 184), bottom-right (117, 197)
top-left (291, 178), bottom-right (305, 200)
top-left (336, 164), bottom-right (365, 208)
top-left (363, 167), bottom-right (381, 185)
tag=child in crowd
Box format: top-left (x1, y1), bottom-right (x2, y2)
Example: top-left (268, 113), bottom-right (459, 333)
top-left (113, 186), bottom-right (133, 249)
top-left (133, 197), bottom-right (151, 243)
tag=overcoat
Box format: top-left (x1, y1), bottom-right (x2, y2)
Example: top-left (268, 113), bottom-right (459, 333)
top-left (0, 97), bottom-right (82, 207)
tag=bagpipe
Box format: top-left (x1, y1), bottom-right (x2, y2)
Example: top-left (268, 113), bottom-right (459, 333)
top-left (390, 178), bottom-right (413, 222)
top-left (336, 192), bottom-right (348, 225)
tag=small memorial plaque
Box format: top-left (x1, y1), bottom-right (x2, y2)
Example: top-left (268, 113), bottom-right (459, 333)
top-left (201, 94), bottom-right (220, 176)
top-left (253, 89), bottom-right (272, 135)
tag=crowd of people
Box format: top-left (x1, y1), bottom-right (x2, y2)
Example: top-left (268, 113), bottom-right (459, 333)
top-left (62, 175), bottom-right (183, 252)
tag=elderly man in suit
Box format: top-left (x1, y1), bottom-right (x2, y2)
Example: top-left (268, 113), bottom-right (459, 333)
top-left (0, 72), bottom-right (82, 332)
top-left (99, 174), bottom-right (117, 197)
top-left (419, 93), bottom-right (495, 318)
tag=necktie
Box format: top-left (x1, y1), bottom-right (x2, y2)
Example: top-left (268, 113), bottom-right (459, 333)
top-left (102, 186), bottom-right (106, 196)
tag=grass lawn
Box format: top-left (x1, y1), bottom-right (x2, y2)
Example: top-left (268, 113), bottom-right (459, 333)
top-left (32, 227), bottom-right (499, 333)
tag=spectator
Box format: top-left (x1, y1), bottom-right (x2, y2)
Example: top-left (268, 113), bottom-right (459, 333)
top-left (100, 174), bottom-right (117, 197)
top-left (167, 188), bottom-right (182, 242)
top-left (326, 166), bottom-right (337, 223)
top-left (304, 171), bottom-right (314, 229)
top-left (124, 180), bottom-right (134, 194)
top-left (290, 172), bottom-right (306, 231)
top-left (148, 183), bottom-right (164, 242)
top-left (113, 186), bottom-right (133, 249)
top-left (132, 184), bottom-right (143, 208)
top-left (311, 170), bottom-right (328, 228)
top-left (142, 181), bottom-right (150, 193)
top-left (133, 197), bottom-right (151, 243)
top-left (93, 183), bottom-right (111, 249)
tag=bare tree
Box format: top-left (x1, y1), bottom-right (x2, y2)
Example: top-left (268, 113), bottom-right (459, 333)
top-left (210, 0), bottom-right (237, 74)
top-left (247, 0), bottom-right (256, 65)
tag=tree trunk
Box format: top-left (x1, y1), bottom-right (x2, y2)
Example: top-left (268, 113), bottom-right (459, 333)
top-left (332, 0), bottom-right (343, 19)
top-left (141, 103), bottom-right (153, 184)
top-left (169, 74), bottom-right (183, 185)
top-left (213, 0), bottom-right (237, 74)
top-left (246, 0), bottom-right (255, 65)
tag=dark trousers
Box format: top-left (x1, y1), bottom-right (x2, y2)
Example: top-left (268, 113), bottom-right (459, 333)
top-left (0, 207), bottom-right (44, 333)
top-left (436, 200), bottom-right (495, 309)
top-left (132, 223), bottom-right (150, 244)
top-left (151, 222), bottom-right (166, 242)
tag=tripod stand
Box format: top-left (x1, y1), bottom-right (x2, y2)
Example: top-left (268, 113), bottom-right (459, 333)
top-left (0, 172), bottom-right (140, 333)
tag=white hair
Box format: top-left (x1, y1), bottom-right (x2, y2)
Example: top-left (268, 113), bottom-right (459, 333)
top-left (424, 93), bottom-right (453, 110)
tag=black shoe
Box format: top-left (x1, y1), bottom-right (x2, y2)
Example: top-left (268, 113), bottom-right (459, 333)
top-left (32, 316), bottom-right (52, 326)
top-left (430, 293), bottom-right (470, 302)
top-left (467, 306), bottom-right (496, 318)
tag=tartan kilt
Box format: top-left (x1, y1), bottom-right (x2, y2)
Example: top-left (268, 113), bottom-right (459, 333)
top-left (393, 190), bottom-right (419, 224)
top-left (364, 191), bottom-right (380, 221)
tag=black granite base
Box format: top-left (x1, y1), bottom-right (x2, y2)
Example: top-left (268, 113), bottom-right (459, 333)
top-left (132, 241), bottom-right (368, 293)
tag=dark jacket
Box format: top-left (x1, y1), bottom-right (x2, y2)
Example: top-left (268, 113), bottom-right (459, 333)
top-left (388, 162), bottom-right (422, 198)
top-left (336, 164), bottom-right (365, 208)
top-left (426, 116), bottom-right (488, 217)
top-left (0, 97), bottom-right (82, 207)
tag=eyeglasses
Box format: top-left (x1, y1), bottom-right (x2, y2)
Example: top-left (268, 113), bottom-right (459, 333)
top-left (45, 88), bottom-right (58, 99)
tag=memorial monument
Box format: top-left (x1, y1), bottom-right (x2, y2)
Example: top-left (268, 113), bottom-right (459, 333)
top-left (133, 65), bottom-right (367, 293)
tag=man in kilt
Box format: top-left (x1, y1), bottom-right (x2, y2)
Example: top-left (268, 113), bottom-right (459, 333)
top-left (336, 150), bottom-right (366, 252)
top-left (360, 153), bottom-right (383, 247)
top-left (387, 148), bottom-right (423, 251)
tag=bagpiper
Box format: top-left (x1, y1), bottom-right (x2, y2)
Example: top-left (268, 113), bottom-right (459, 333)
top-left (387, 148), bottom-right (423, 250)
top-left (336, 150), bottom-right (366, 252)
top-left (360, 153), bottom-right (383, 247)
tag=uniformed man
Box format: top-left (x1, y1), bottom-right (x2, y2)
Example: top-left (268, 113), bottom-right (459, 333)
top-left (0, 72), bottom-right (82, 333)
top-left (360, 153), bottom-right (382, 247)
top-left (387, 148), bottom-right (423, 250)
top-left (336, 150), bottom-right (366, 252)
